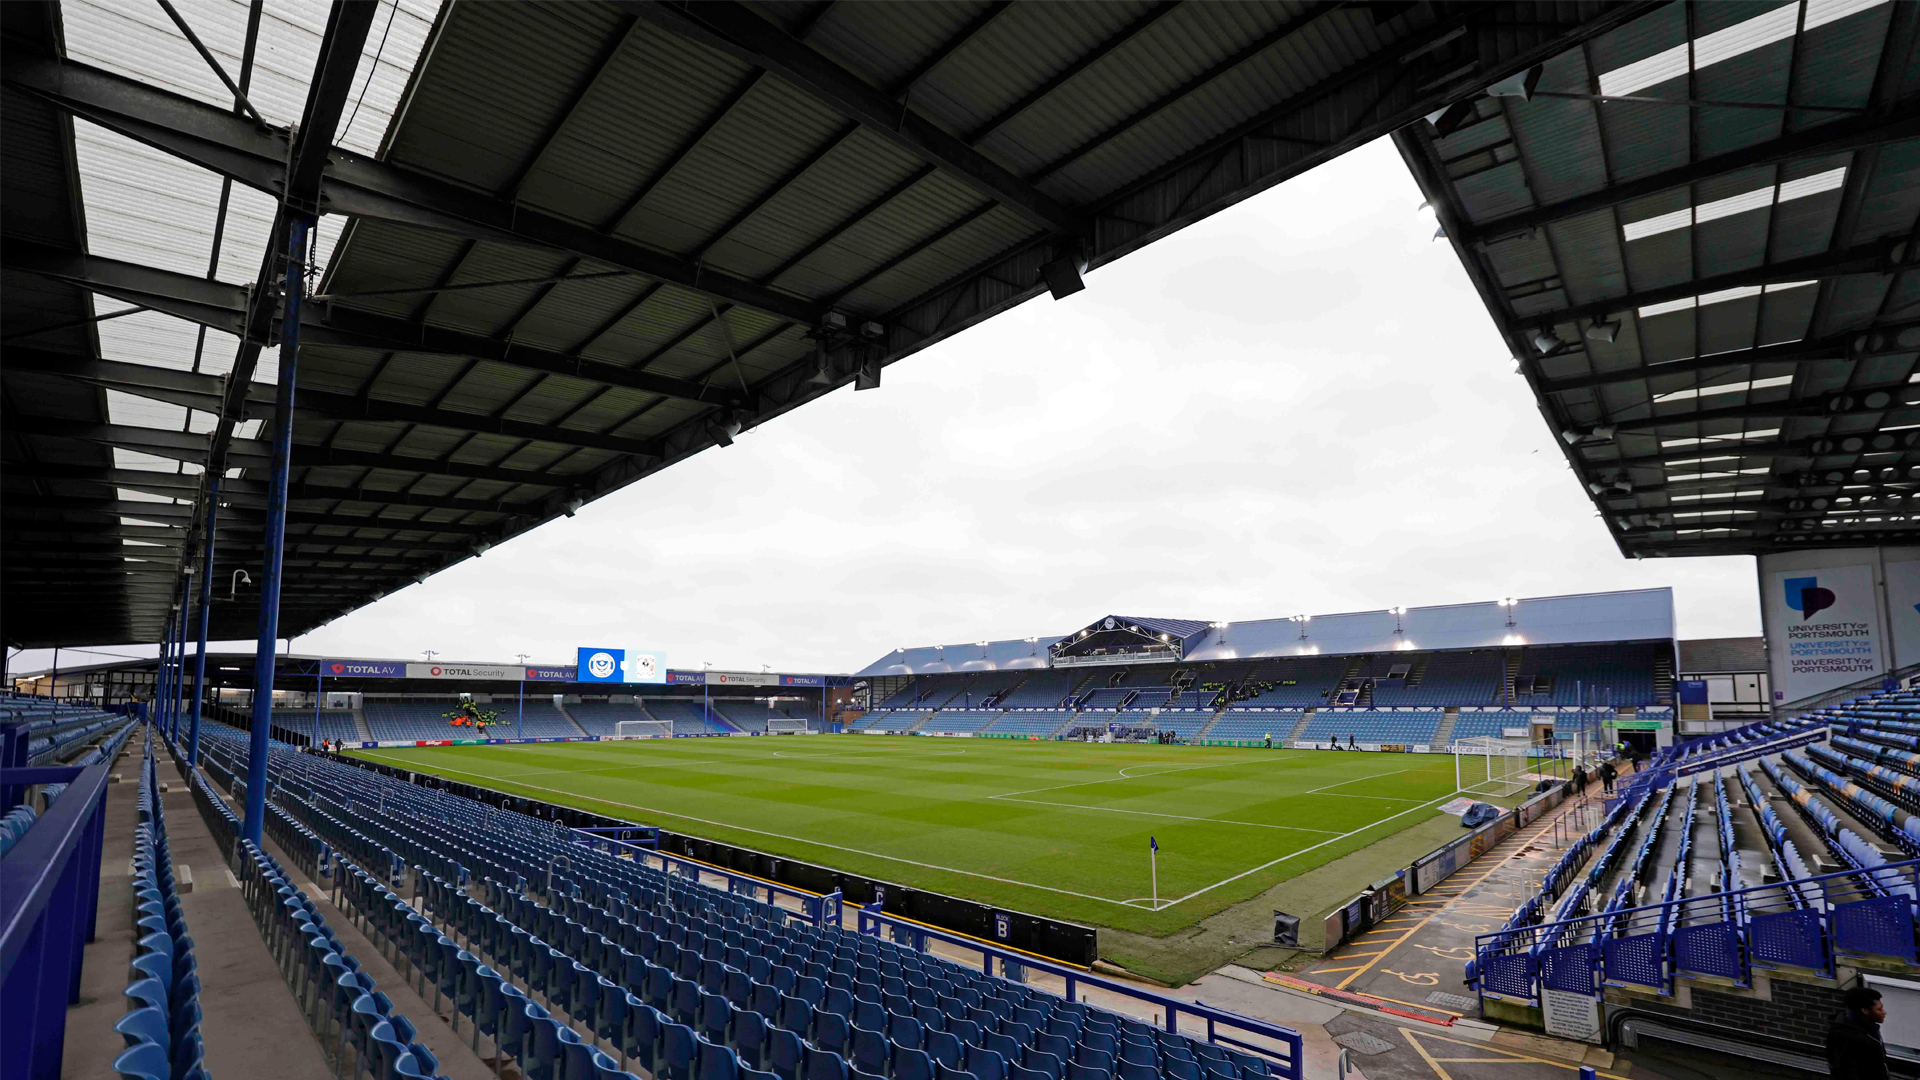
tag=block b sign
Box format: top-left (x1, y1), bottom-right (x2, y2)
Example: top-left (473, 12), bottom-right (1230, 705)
top-left (575, 647), bottom-right (667, 684)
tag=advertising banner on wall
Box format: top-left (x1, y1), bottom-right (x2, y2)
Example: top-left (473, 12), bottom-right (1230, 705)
top-left (1885, 559), bottom-right (1920, 669)
top-left (406, 663), bottom-right (521, 681)
top-left (524, 666), bottom-right (577, 681)
top-left (323, 660), bottom-right (406, 678)
top-left (667, 670), bottom-right (706, 685)
top-left (709, 671), bottom-right (776, 687)
top-left (780, 674), bottom-right (825, 687)
top-left (1765, 562), bottom-right (1883, 702)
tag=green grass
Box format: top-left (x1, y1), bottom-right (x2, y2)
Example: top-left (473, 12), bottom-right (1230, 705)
top-left (351, 736), bottom-right (1477, 936)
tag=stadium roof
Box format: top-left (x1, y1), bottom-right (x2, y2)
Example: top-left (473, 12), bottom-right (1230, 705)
top-left (855, 586), bottom-right (1676, 675)
top-left (1400, 0), bottom-right (1920, 559)
top-left (3, 0), bottom-right (1659, 649)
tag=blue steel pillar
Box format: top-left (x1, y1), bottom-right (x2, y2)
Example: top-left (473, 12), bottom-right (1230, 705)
top-left (188, 486), bottom-right (217, 766)
top-left (243, 218), bottom-right (309, 846)
top-left (159, 603), bottom-right (177, 740)
top-left (171, 595), bottom-right (189, 741)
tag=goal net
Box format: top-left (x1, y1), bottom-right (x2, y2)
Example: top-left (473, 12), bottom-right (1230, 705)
top-left (1455, 735), bottom-right (1535, 798)
top-left (767, 717), bottom-right (812, 735)
top-left (613, 720), bottom-right (673, 740)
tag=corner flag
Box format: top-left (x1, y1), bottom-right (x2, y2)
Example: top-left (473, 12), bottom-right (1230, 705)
top-left (1150, 836), bottom-right (1158, 852)
top-left (1148, 836), bottom-right (1159, 909)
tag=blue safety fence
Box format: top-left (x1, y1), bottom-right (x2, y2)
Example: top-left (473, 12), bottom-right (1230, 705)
top-left (0, 748), bottom-right (115, 1079)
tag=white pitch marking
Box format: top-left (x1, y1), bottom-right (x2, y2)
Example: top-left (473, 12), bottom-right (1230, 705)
top-left (1304, 764), bottom-right (1432, 794)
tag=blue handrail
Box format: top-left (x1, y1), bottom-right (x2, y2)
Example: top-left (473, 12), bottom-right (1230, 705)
top-left (0, 755), bottom-right (114, 1080)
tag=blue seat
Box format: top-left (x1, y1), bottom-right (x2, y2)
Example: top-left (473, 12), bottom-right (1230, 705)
top-left (768, 1028), bottom-right (804, 1080)
top-left (938, 1063), bottom-right (979, 1080)
top-left (848, 1025), bottom-right (888, 1076)
top-left (805, 1044), bottom-right (850, 1080)
top-left (926, 1029), bottom-right (962, 1070)
top-left (662, 1020), bottom-right (699, 1080)
top-left (1024, 1050), bottom-right (1064, 1080)
top-left (699, 1034), bottom-right (743, 1080)
top-left (1067, 1063), bottom-right (1111, 1080)
top-left (964, 1042), bottom-right (1006, 1080)
top-left (812, 1007), bottom-right (849, 1054)
top-left (111, 1040), bottom-right (171, 1080)
top-left (893, 1039), bottom-right (936, 1080)
top-left (734, 1007), bottom-right (770, 1069)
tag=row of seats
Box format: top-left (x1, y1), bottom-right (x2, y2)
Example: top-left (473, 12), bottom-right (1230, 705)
top-left (272, 709), bottom-right (364, 742)
top-left (173, 730), bottom-right (452, 1080)
top-left (113, 734), bottom-right (209, 1080)
top-left (1296, 712), bottom-right (1441, 744)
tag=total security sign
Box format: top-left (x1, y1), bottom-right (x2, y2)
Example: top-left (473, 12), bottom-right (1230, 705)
top-left (1769, 564), bottom-right (1882, 702)
top-left (575, 647), bottom-right (666, 684)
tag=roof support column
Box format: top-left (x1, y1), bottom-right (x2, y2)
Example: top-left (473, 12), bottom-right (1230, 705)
top-left (157, 602), bottom-right (174, 739)
top-left (187, 481), bottom-right (218, 767)
top-left (170, 597), bottom-right (189, 741)
top-left (243, 217), bottom-right (308, 846)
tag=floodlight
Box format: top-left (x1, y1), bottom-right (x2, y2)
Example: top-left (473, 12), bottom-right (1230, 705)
top-left (1532, 330), bottom-right (1562, 354)
top-left (1563, 428), bottom-right (1583, 445)
top-left (472, 541), bottom-right (491, 556)
top-left (708, 410), bottom-right (743, 447)
top-left (1486, 65), bottom-right (1542, 101)
top-left (1389, 606), bottom-right (1406, 616)
top-left (1584, 320), bottom-right (1620, 343)
top-left (1210, 621), bottom-right (1229, 629)
top-left (820, 311), bottom-right (848, 333)
top-left (564, 496), bottom-right (584, 517)
top-left (1591, 425), bottom-right (1616, 440)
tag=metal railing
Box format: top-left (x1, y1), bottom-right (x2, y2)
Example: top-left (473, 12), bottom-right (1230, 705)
top-left (853, 906), bottom-right (1305, 1080)
top-left (0, 754), bottom-right (114, 1080)
top-left (1778, 662), bottom-right (1920, 721)
top-left (1476, 859), bottom-right (1919, 1008)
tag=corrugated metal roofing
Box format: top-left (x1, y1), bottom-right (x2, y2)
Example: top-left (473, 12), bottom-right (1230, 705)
top-left (7, 0), bottom-right (1656, 646)
top-left (1401, 0), bottom-right (1919, 558)
top-left (856, 587), bottom-right (1677, 675)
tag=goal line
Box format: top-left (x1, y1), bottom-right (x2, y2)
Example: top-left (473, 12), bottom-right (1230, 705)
top-left (613, 720), bottom-right (673, 740)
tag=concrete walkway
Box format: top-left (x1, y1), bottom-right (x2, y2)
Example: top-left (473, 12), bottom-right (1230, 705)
top-left (62, 740), bottom-right (335, 1080)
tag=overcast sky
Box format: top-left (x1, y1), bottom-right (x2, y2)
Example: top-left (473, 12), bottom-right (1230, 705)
top-left (16, 136), bottom-right (1764, 678)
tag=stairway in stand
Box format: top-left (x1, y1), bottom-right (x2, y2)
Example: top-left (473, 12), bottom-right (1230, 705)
top-left (1653, 651), bottom-right (1675, 704)
top-left (555, 701), bottom-right (590, 737)
top-left (1430, 709), bottom-right (1459, 749)
top-left (1503, 651), bottom-right (1523, 706)
top-left (351, 708), bottom-right (373, 742)
top-left (1194, 702), bottom-right (1231, 738)
top-left (1286, 711), bottom-right (1315, 744)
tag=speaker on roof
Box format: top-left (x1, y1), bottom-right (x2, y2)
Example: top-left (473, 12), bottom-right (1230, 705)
top-left (1042, 250), bottom-right (1087, 300)
top-left (855, 354), bottom-right (882, 391)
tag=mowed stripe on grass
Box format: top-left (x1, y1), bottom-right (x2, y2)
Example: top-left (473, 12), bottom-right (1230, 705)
top-left (353, 737), bottom-right (1464, 934)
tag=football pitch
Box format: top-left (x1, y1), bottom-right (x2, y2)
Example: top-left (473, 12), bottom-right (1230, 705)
top-left (352, 736), bottom-right (1485, 935)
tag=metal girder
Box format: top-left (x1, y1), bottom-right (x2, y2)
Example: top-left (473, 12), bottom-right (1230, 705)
top-left (1460, 109), bottom-right (1920, 245)
top-left (619, 0), bottom-right (1076, 236)
top-left (1535, 332), bottom-right (1872, 395)
top-left (0, 50), bottom-right (817, 326)
top-left (7, 342), bottom-right (667, 459)
top-left (293, 445), bottom-right (568, 487)
top-left (5, 492), bottom-right (497, 535)
top-left (3, 415), bottom-right (274, 468)
top-left (1518, 239), bottom-right (1908, 332)
top-left (4, 460), bottom-right (539, 518)
top-left (3, 242), bottom-right (736, 409)
top-left (1607, 386), bottom-right (1920, 433)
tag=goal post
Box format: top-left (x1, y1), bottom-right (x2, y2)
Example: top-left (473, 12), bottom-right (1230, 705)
top-left (1454, 735), bottom-right (1534, 798)
top-left (766, 717), bottom-right (812, 735)
top-left (613, 720), bottom-right (673, 740)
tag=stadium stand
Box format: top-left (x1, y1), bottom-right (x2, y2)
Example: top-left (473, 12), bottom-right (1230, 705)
top-left (364, 699), bottom-right (580, 741)
top-left (1296, 710), bottom-right (1443, 746)
top-left (272, 708), bottom-right (363, 743)
top-left (1367, 652), bottom-right (1505, 706)
top-left (570, 700), bottom-right (649, 736)
top-left (920, 711), bottom-right (1002, 734)
top-left (1224, 658), bottom-right (1349, 708)
top-left (984, 711), bottom-right (1076, 737)
top-left (1448, 710), bottom-right (1536, 742)
top-left (713, 701), bottom-right (770, 733)
top-left (175, 722), bottom-right (1297, 1080)
top-left (1470, 685), bottom-right (1920, 1047)
top-left (642, 699), bottom-right (731, 735)
top-left (1200, 713), bottom-right (1301, 743)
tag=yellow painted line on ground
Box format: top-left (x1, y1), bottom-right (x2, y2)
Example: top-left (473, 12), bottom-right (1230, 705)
top-left (1401, 1029), bottom-right (1630, 1079)
top-left (1336, 822), bottom-right (1554, 991)
top-left (1307, 964), bottom-right (1368, 974)
top-left (1367, 992), bottom-right (1463, 1016)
